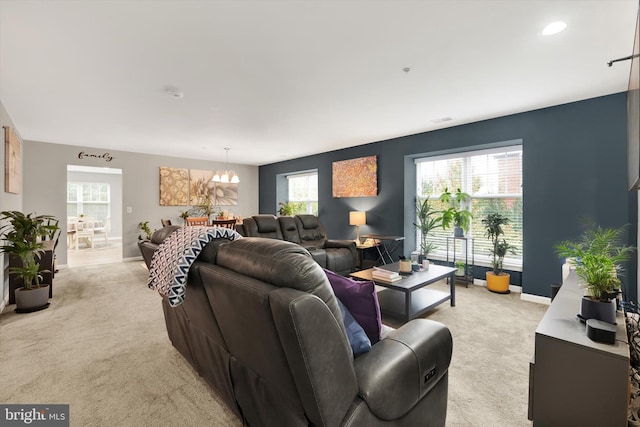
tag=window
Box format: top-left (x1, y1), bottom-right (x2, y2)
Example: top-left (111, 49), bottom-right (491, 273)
top-left (287, 172), bottom-right (318, 215)
top-left (67, 182), bottom-right (110, 221)
top-left (415, 145), bottom-right (523, 268)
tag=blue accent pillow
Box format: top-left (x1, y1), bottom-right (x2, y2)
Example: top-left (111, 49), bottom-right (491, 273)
top-left (336, 299), bottom-right (371, 356)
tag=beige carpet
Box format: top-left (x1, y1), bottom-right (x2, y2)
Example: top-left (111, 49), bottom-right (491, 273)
top-left (0, 261), bottom-right (546, 426)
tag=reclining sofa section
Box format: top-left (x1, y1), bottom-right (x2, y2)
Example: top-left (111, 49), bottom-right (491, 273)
top-left (139, 229), bottom-right (452, 427)
top-left (239, 214), bottom-right (357, 275)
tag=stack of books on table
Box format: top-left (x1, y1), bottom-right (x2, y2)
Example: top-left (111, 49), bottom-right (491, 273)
top-left (372, 267), bottom-right (401, 283)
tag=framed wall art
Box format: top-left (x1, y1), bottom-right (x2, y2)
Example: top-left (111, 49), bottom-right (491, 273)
top-left (4, 126), bottom-right (20, 194)
top-left (332, 155), bottom-right (377, 198)
top-left (159, 167), bottom-right (189, 206)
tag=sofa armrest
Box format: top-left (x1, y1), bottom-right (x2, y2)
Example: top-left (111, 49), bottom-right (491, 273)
top-left (325, 240), bottom-right (357, 264)
top-left (353, 319), bottom-right (452, 420)
top-left (325, 239), bottom-right (356, 250)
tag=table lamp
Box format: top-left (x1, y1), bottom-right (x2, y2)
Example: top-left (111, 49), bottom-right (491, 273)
top-left (349, 211), bottom-right (366, 244)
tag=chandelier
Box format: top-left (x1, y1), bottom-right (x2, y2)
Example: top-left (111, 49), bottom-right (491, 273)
top-left (212, 147), bottom-right (240, 184)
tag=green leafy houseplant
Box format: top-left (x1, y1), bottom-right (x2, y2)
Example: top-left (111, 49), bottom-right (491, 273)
top-left (0, 211), bottom-right (59, 290)
top-left (278, 202), bottom-right (294, 216)
top-left (555, 224), bottom-right (635, 302)
top-left (138, 221), bottom-right (153, 241)
top-left (195, 198), bottom-right (215, 219)
top-left (179, 210), bottom-right (190, 225)
top-left (482, 212), bottom-right (517, 275)
top-left (439, 187), bottom-right (473, 235)
top-left (413, 196), bottom-right (441, 258)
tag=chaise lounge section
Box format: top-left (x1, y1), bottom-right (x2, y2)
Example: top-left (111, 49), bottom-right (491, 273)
top-left (239, 214), bottom-right (357, 275)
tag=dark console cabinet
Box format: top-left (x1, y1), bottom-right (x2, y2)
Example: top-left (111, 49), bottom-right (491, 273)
top-left (528, 271), bottom-right (630, 426)
top-left (7, 240), bottom-right (54, 305)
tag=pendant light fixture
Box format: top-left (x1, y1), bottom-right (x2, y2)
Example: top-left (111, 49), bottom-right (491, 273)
top-left (212, 147), bottom-right (240, 184)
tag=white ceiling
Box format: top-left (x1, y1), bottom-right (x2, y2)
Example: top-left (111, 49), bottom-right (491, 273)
top-left (0, 0), bottom-right (638, 166)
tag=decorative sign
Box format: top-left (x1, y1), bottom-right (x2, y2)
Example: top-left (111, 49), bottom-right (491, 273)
top-left (77, 151), bottom-right (113, 162)
top-left (332, 155), bottom-right (378, 198)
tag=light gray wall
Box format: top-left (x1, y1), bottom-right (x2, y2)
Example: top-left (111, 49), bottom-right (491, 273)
top-left (23, 140), bottom-right (259, 265)
top-left (67, 170), bottom-right (123, 237)
top-left (0, 102), bottom-right (23, 310)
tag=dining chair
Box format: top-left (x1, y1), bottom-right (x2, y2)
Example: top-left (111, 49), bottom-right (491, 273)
top-left (185, 217), bottom-right (209, 226)
top-left (211, 219), bottom-right (237, 229)
top-left (94, 216), bottom-right (110, 245)
top-left (161, 219), bottom-right (172, 227)
top-left (75, 222), bottom-right (95, 250)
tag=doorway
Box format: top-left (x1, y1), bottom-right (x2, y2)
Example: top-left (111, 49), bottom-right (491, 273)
top-left (66, 165), bottom-right (123, 267)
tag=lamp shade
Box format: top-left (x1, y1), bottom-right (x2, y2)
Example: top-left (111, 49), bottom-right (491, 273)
top-left (349, 211), bottom-right (366, 226)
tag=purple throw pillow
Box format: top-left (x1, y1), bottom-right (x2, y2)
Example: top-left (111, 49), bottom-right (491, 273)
top-left (324, 268), bottom-right (382, 344)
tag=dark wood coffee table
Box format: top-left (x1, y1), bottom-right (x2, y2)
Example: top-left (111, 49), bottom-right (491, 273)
top-left (349, 263), bottom-right (456, 322)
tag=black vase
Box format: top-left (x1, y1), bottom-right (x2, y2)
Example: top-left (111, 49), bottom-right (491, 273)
top-left (580, 297), bottom-right (616, 324)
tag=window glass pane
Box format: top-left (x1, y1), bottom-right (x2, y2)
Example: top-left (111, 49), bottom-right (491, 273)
top-left (418, 158), bottom-right (463, 196)
top-left (288, 172), bottom-right (318, 215)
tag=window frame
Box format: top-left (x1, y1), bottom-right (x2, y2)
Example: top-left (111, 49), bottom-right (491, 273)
top-left (415, 145), bottom-right (523, 271)
top-left (286, 171), bottom-right (318, 215)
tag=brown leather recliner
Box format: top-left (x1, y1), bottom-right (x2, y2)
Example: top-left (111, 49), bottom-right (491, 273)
top-left (139, 233), bottom-right (452, 427)
top-left (240, 214), bottom-right (356, 275)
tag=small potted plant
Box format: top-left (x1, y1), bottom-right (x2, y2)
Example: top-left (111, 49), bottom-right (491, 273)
top-left (0, 211), bottom-right (59, 312)
top-left (482, 212), bottom-right (517, 293)
top-left (195, 198), bottom-right (215, 220)
top-left (455, 261), bottom-right (466, 276)
top-left (179, 210), bottom-right (190, 226)
top-left (278, 202), bottom-right (295, 216)
top-left (138, 221), bottom-right (153, 241)
top-left (413, 196), bottom-right (441, 262)
top-left (439, 188), bottom-right (473, 237)
top-left (555, 223), bottom-right (635, 323)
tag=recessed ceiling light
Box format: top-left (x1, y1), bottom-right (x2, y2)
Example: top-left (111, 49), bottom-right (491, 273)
top-left (542, 21), bottom-right (567, 36)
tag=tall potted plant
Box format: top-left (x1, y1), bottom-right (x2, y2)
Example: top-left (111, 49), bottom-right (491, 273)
top-left (413, 196), bottom-right (441, 261)
top-left (555, 224), bottom-right (634, 323)
top-left (482, 212), bottom-right (517, 293)
top-left (439, 187), bottom-right (473, 237)
top-left (0, 211), bottom-right (59, 312)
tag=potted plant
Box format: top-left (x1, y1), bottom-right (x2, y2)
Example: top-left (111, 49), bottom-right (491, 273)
top-left (278, 201), bottom-right (295, 216)
top-left (413, 196), bottom-right (442, 262)
top-left (179, 210), bottom-right (190, 226)
top-left (555, 223), bottom-right (635, 323)
top-left (138, 221), bottom-right (153, 241)
top-left (195, 197), bottom-right (215, 220)
top-left (482, 212), bottom-right (517, 293)
top-left (0, 211), bottom-right (59, 312)
top-left (455, 261), bottom-right (466, 276)
top-left (439, 187), bottom-right (473, 237)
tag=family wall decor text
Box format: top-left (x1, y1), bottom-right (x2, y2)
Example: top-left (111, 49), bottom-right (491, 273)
top-left (3, 126), bottom-right (20, 194)
top-left (77, 151), bottom-right (114, 162)
top-left (332, 155), bottom-right (378, 198)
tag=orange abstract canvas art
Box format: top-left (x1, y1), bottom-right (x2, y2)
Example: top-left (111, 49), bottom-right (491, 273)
top-left (332, 155), bottom-right (377, 198)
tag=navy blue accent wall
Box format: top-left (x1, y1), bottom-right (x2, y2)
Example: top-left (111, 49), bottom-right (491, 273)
top-left (259, 93), bottom-right (636, 300)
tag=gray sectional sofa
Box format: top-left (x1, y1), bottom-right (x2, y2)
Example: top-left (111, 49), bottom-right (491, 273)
top-left (238, 214), bottom-right (357, 275)
top-left (139, 230), bottom-right (452, 427)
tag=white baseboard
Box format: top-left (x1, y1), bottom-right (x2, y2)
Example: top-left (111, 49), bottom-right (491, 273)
top-left (123, 255), bottom-right (143, 262)
top-left (521, 293), bottom-right (551, 305)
